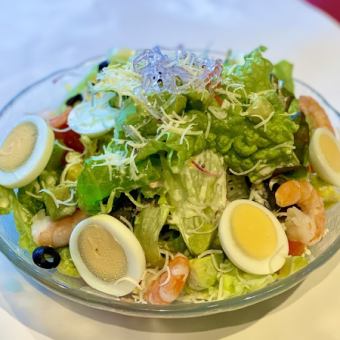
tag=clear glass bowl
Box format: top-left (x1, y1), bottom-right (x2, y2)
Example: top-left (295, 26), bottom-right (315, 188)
top-left (0, 55), bottom-right (339, 318)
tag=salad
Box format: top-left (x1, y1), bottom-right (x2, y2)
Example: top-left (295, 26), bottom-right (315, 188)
top-left (0, 46), bottom-right (339, 305)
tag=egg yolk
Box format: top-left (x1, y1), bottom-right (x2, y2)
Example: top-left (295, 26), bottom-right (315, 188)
top-left (78, 224), bottom-right (127, 282)
top-left (0, 123), bottom-right (37, 171)
top-left (231, 204), bottom-right (277, 260)
top-left (319, 133), bottom-right (340, 172)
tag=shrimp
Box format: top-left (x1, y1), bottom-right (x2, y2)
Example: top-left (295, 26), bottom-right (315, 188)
top-left (275, 180), bottom-right (325, 245)
top-left (299, 96), bottom-right (334, 134)
top-left (32, 210), bottom-right (86, 248)
top-left (144, 254), bottom-right (190, 305)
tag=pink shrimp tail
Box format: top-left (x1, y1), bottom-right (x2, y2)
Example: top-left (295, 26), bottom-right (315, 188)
top-left (145, 254), bottom-right (190, 305)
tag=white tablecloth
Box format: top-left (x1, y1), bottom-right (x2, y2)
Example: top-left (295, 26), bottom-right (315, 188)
top-left (0, 1), bottom-right (339, 339)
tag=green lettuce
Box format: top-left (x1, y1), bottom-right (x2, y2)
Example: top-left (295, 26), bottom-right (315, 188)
top-left (163, 150), bottom-right (227, 255)
top-left (273, 60), bottom-right (294, 93)
top-left (0, 186), bottom-right (15, 215)
top-left (228, 46), bottom-right (273, 93)
top-left (134, 205), bottom-right (170, 267)
top-left (182, 260), bottom-right (277, 301)
top-left (278, 256), bottom-right (308, 279)
top-left (0, 186), bottom-right (36, 252)
top-left (17, 180), bottom-right (44, 215)
top-left (158, 228), bottom-right (187, 253)
top-left (188, 254), bottom-right (223, 291)
top-left (57, 247), bottom-right (79, 277)
top-left (226, 174), bottom-right (250, 201)
top-left (224, 105), bottom-right (300, 183)
top-left (310, 175), bottom-right (340, 208)
top-left (42, 185), bottom-right (76, 220)
top-left (77, 157), bottom-right (161, 214)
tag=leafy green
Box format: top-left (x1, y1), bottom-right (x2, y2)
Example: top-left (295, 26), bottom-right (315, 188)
top-left (292, 111), bottom-right (310, 166)
top-left (187, 254), bottom-right (223, 291)
top-left (17, 181), bottom-right (44, 215)
top-left (163, 150), bottom-right (227, 255)
top-left (224, 107), bottom-right (300, 182)
top-left (13, 199), bottom-right (36, 251)
top-left (134, 205), bottom-right (170, 267)
top-left (45, 142), bottom-right (66, 171)
top-left (0, 186), bottom-right (15, 215)
top-left (77, 157), bottom-right (161, 214)
top-left (220, 269), bottom-right (276, 298)
top-left (226, 175), bottom-right (250, 201)
top-left (0, 186), bottom-right (35, 251)
top-left (273, 60), bottom-right (294, 93)
top-left (158, 228), bottom-right (187, 253)
top-left (311, 175), bottom-right (340, 208)
top-left (228, 46), bottom-right (273, 93)
top-left (57, 247), bottom-right (80, 277)
top-left (42, 185), bottom-right (76, 220)
top-left (278, 256), bottom-right (308, 279)
top-left (182, 260), bottom-right (277, 301)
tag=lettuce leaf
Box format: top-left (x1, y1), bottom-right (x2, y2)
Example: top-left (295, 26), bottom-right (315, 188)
top-left (187, 254), bottom-right (223, 291)
top-left (77, 157), bottom-right (161, 214)
top-left (164, 150), bottom-right (227, 255)
top-left (0, 186), bottom-right (36, 251)
top-left (42, 185), bottom-right (77, 220)
top-left (228, 46), bottom-right (273, 93)
top-left (273, 60), bottom-right (294, 94)
top-left (134, 205), bottom-right (170, 267)
top-left (182, 260), bottom-right (277, 301)
top-left (17, 180), bottom-right (44, 215)
top-left (0, 186), bottom-right (14, 215)
top-left (57, 247), bottom-right (80, 277)
top-left (278, 256), bottom-right (308, 279)
top-left (12, 199), bottom-right (36, 252)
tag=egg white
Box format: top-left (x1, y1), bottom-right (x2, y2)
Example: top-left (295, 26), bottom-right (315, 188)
top-left (0, 115), bottom-right (54, 188)
top-left (309, 127), bottom-right (340, 187)
top-left (218, 200), bottom-right (288, 275)
top-left (69, 214), bottom-right (146, 297)
top-left (67, 94), bottom-right (118, 137)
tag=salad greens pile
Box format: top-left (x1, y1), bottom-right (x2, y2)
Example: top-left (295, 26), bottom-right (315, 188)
top-left (0, 46), bottom-right (312, 300)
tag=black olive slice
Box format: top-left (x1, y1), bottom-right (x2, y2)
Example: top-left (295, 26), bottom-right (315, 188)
top-left (32, 246), bottom-right (61, 269)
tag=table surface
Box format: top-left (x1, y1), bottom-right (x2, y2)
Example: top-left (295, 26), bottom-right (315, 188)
top-left (0, 1), bottom-right (339, 339)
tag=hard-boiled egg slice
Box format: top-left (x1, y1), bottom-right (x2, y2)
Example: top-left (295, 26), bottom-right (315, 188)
top-left (67, 93), bottom-right (118, 137)
top-left (309, 127), bottom-right (340, 186)
top-left (70, 214), bottom-right (146, 297)
top-left (219, 199), bottom-right (288, 275)
top-left (0, 115), bottom-right (54, 188)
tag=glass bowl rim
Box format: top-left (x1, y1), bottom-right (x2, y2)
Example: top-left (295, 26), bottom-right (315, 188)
top-left (0, 53), bottom-right (339, 318)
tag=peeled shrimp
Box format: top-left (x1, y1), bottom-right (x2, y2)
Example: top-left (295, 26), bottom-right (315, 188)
top-left (299, 96), bottom-right (334, 134)
top-left (275, 180), bottom-right (325, 245)
top-left (144, 254), bottom-right (190, 305)
top-left (32, 210), bottom-right (86, 248)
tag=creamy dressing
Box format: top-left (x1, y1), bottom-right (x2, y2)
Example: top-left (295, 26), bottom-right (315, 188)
top-left (0, 122), bottom-right (37, 171)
